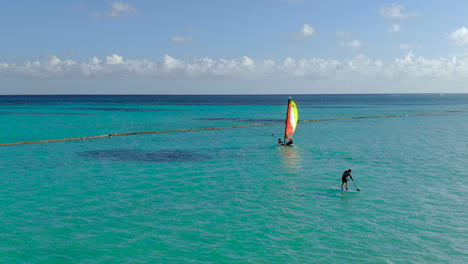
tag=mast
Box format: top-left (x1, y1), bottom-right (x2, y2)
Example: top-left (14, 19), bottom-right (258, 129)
top-left (284, 98), bottom-right (292, 141)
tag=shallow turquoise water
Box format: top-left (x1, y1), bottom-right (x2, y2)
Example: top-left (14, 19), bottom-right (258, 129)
top-left (1, 95), bottom-right (467, 263)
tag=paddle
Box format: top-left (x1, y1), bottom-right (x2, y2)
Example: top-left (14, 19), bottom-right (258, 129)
top-left (351, 178), bottom-right (360, 192)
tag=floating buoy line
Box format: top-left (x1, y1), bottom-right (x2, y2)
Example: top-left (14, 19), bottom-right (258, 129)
top-left (0, 110), bottom-right (466, 147)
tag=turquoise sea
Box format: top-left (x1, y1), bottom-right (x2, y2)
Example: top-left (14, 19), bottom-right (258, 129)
top-left (1, 94), bottom-right (467, 263)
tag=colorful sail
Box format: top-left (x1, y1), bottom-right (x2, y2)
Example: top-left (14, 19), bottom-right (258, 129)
top-left (284, 98), bottom-right (299, 140)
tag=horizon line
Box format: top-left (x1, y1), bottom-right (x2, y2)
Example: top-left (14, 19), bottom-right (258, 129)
top-left (0, 93), bottom-right (466, 96)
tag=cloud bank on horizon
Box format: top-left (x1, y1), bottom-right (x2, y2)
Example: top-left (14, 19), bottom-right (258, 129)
top-left (2, 53), bottom-right (468, 82)
top-left (2, 1), bottom-right (468, 93)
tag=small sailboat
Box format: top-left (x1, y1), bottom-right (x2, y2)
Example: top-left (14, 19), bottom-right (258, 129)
top-left (278, 98), bottom-right (299, 146)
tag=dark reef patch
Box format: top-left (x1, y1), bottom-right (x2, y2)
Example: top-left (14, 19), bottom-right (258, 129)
top-left (194, 118), bottom-right (282, 122)
top-left (301, 106), bottom-right (377, 109)
top-left (0, 112), bottom-right (90, 115)
top-left (66, 108), bottom-right (184, 112)
top-left (80, 149), bottom-right (211, 163)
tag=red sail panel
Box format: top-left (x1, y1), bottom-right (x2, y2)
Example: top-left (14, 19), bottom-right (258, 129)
top-left (284, 99), bottom-right (298, 139)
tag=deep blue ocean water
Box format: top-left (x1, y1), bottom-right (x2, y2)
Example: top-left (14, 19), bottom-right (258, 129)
top-left (1, 94), bottom-right (467, 263)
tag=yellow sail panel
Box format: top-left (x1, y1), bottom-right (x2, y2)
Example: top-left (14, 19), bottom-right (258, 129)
top-left (284, 99), bottom-right (299, 139)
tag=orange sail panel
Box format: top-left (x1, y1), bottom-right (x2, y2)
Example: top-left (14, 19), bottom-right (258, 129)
top-left (284, 99), bottom-right (299, 140)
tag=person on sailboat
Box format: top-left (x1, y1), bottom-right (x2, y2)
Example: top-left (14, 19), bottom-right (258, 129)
top-left (341, 169), bottom-right (353, 190)
top-left (286, 139), bottom-right (294, 145)
top-left (278, 138), bottom-right (284, 145)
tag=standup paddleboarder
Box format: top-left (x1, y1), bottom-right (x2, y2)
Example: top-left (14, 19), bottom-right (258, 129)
top-left (341, 169), bottom-right (353, 190)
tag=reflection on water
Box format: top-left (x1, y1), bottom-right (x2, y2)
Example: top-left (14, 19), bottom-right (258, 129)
top-left (278, 146), bottom-right (302, 170)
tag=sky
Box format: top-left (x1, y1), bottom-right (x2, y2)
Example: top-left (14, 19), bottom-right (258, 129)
top-left (2, 0), bottom-right (468, 94)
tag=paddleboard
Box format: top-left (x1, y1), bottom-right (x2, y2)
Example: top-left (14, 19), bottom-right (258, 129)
top-left (329, 188), bottom-right (360, 193)
top-left (278, 144), bottom-right (295, 147)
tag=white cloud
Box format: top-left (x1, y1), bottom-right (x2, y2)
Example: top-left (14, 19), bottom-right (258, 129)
top-left (339, 40), bottom-right (363, 49)
top-left (162, 55), bottom-right (183, 71)
top-left (300, 24), bottom-right (315, 37)
top-left (380, 5), bottom-right (417, 19)
top-left (388, 24), bottom-right (402, 33)
top-left (240, 56), bottom-right (254, 67)
top-left (171, 36), bottom-right (195, 43)
top-left (106, 54), bottom-right (123, 65)
top-left (184, 26), bottom-right (194, 32)
top-left (81, 57), bottom-right (102, 76)
top-left (449, 27), bottom-right (468, 46)
top-left (108, 2), bottom-right (136, 18)
top-left (292, 24), bottom-right (315, 39)
top-left (3, 53), bottom-right (468, 81)
top-left (5, 56), bottom-right (76, 78)
top-left (336, 30), bottom-right (351, 38)
top-left (399, 44), bottom-right (412, 50)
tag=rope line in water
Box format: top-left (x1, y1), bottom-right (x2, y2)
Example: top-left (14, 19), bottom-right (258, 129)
top-left (0, 110), bottom-right (465, 146)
